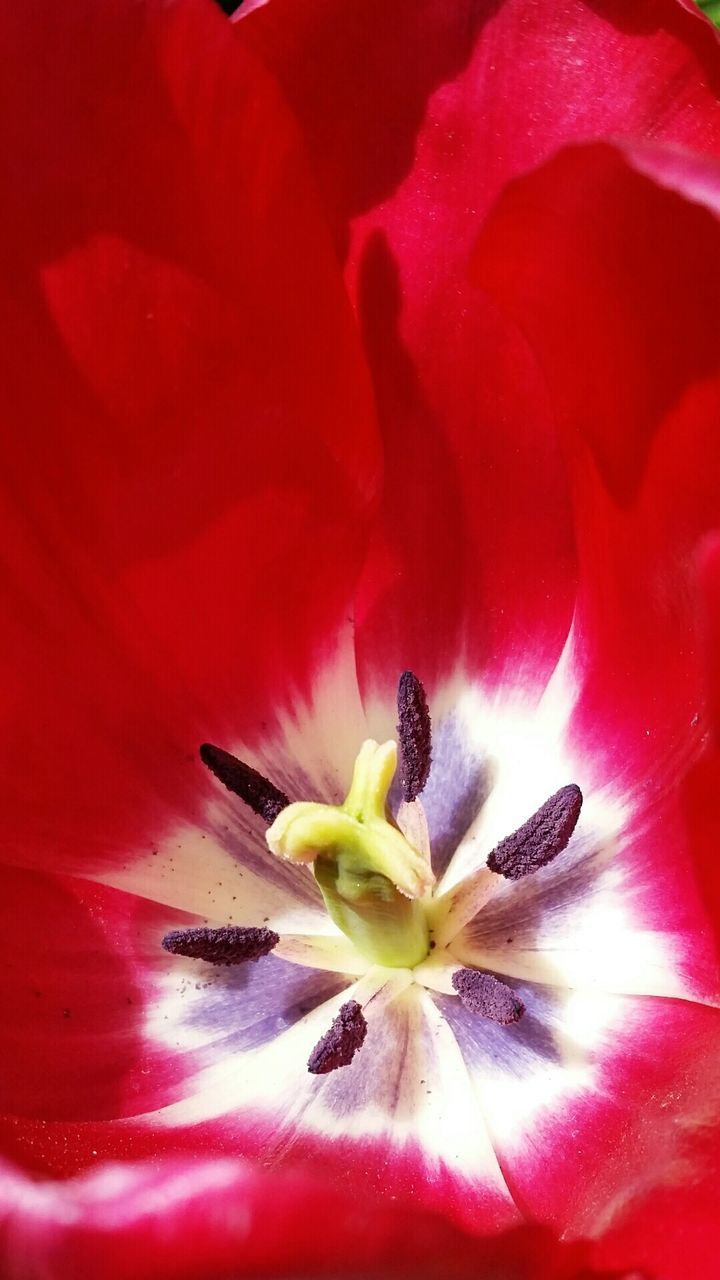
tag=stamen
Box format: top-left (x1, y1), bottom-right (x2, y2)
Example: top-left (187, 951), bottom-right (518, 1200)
top-left (161, 925), bottom-right (279, 965)
top-left (451, 968), bottom-right (525, 1024)
top-left (396, 670), bottom-right (432, 802)
top-left (486, 783), bottom-right (582, 881)
top-left (200, 743), bottom-right (289, 823)
top-left (307, 999), bottom-right (368, 1074)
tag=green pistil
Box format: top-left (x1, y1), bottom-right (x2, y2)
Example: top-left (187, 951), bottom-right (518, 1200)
top-left (266, 739), bottom-right (434, 968)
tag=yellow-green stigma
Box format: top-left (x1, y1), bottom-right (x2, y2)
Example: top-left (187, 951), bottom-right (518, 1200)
top-left (266, 739), bottom-right (434, 968)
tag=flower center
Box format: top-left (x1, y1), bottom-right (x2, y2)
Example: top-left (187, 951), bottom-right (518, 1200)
top-left (162, 671), bottom-right (585, 1076)
top-left (265, 737), bottom-right (433, 968)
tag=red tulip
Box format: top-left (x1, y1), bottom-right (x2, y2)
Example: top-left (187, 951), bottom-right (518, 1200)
top-left (1, 0), bottom-right (720, 1276)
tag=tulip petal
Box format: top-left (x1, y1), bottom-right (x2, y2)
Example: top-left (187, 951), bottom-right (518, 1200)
top-left (241, 0), bottom-right (720, 239)
top-left (0, 1154), bottom-right (624, 1280)
top-left (435, 981), bottom-right (720, 1236)
top-left (420, 705), bottom-right (495, 879)
top-left (422, 686), bottom-right (718, 1004)
top-left (471, 141), bottom-right (720, 999)
top-left (241, 0), bottom-right (720, 700)
top-left (0, 1154), bottom-right (541, 1280)
top-left (0, 0), bottom-right (380, 891)
top-left (590, 1088), bottom-right (720, 1280)
top-left (684, 537), bottom-right (720, 958)
top-left (123, 974), bottom-right (521, 1231)
top-left (0, 864), bottom-right (359, 1127)
top-left (4, 0), bottom-right (720, 1265)
top-left (472, 140), bottom-right (720, 503)
top-left (0, 867), bottom-right (205, 1121)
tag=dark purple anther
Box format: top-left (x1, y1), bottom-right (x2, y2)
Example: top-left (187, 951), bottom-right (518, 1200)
top-left (161, 925), bottom-right (279, 966)
top-left (307, 1000), bottom-right (368, 1075)
top-left (451, 969), bottom-right (525, 1024)
top-left (396, 670), bottom-right (432, 802)
top-left (486, 783), bottom-right (583, 881)
top-left (200, 742), bottom-right (289, 823)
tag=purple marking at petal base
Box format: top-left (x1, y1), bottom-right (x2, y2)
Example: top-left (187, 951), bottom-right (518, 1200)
top-left (396, 671), bottom-right (432, 802)
top-left (486, 784), bottom-right (583, 881)
top-left (451, 969), bottom-right (525, 1025)
top-left (200, 743), bottom-right (289, 823)
top-left (436, 979), bottom-right (562, 1070)
top-left (419, 712), bottom-right (493, 876)
top-left (307, 999), bottom-right (368, 1074)
top-left (162, 925), bottom-right (279, 966)
top-left (181, 955), bottom-right (349, 1053)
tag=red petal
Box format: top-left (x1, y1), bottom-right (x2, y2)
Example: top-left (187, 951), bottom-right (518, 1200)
top-left (349, 270), bottom-right (576, 699)
top-left (0, 867), bottom-right (211, 1121)
top-left (587, 964), bottom-right (720, 1280)
top-left (698, 534), bottom-right (720, 742)
top-left (438, 980), bottom-right (720, 1236)
top-left (0, 859), bottom-right (360, 1131)
top-left (472, 141), bottom-right (720, 981)
top-left (471, 141), bottom-right (720, 503)
top-left (681, 538), bottom-right (720, 959)
top-left (590, 1117), bottom-right (720, 1280)
top-left (0, 1154), bottom-right (593, 1280)
top-left (240, 0), bottom-right (720, 696)
top-left (464, 141), bottom-right (720, 1248)
top-left (0, 0), bottom-right (380, 881)
top-left (241, 0), bottom-right (720, 241)
top-left (137, 972), bottom-right (520, 1233)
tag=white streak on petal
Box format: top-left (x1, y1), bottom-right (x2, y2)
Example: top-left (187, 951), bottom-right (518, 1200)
top-left (410, 989), bottom-right (513, 1193)
top-left (433, 979), bottom-right (619, 1153)
top-left (454, 826), bottom-right (716, 1002)
top-left (354, 967), bottom-right (414, 1008)
top-left (427, 867), bottom-right (499, 947)
top-left (412, 951), bottom-right (461, 995)
top-left (88, 645), bottom-right (373, 927)
top-left (140, 968), bottom-right (398, 1126)
top-left (452, 932), bottom-right (693, 1000)
top-left (146, 952), bottom-right (349, 1058)
top-left (88, 826), bottom-right (329, 935)
top-left (0, 1158), bottom-right (247, 1226)
top-left (283, 982), bottom-right (514, 1198)
top-left (136, 968), bottom-right (512, 1200)
top-left (231, 0), bottom-right (269, 16)
top-left (273, 934), bottom-right (369, 975)
top-left (396, 799), bottom-right (431, 863)
top-left (256, 643), bottom-right (372, 805)
top-left (436, 642), bottom-right (626, 895)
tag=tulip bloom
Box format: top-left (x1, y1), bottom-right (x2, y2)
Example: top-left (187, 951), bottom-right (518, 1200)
top-left (2, 0), bottom-right (720, 1276)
